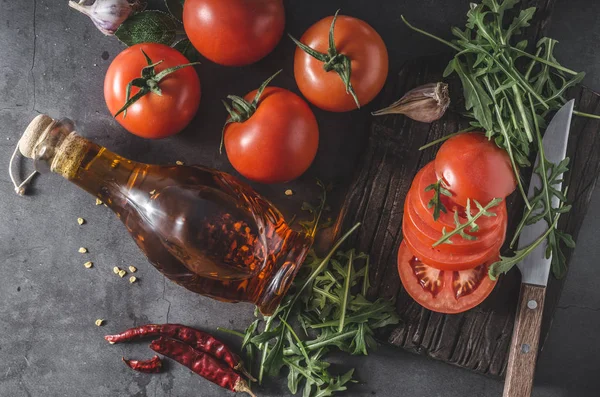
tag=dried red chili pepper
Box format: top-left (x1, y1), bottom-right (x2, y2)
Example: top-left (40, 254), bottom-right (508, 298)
top-left (122, 355), bottom-right (163, 373)
top-left (150, 337), bottom-right (255, 397)
top-left (104, 324), bottom-right (254, 379)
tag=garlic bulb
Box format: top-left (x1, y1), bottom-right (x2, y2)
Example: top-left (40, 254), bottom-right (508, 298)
top-left (68, 0), bottom-right (145, 36)
top-left (372, 82), bottom-right (450, 123)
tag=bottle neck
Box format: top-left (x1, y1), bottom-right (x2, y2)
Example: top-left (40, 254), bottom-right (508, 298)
top-left (33, 124), bottom-right (135, 208)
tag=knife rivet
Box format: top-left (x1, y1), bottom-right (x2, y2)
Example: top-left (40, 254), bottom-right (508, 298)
top-left (521, 344), bottom-right (530, 354)
top-left (527, 300), bottom-right (538, 310)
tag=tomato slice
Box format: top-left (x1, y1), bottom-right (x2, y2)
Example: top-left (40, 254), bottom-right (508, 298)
top-left (413, 162), bottom-right (505, 234)
top-left (404, 187), bottom-right (505, 254)
top-left (397, 241), bottom-right (497, 314)
top-left (403, 213), bottom-right (505, 271)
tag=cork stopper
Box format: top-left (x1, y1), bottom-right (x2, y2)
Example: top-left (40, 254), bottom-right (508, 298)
top-left (19, 114), bottom-right (55, 158)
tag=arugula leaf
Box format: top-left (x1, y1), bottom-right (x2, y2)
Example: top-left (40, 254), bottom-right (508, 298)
top-left (451, 57), bottom-right (495, 131)
top-left (434, 198), bottom-right (502, 246)
top-left (483, 0), bottom-right (519, 18)
top-left (313, 370), bottom-right (355, 397)
top-left (504, 7), bottom-right (536, 42)
top-left (425, 178), bottom-right (452, 221)
top-left (262, 326), bottom-right (287, 378)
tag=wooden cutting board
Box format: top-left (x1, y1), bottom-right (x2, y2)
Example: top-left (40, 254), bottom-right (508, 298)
top-left (333, 0), bottom-right (600, 376)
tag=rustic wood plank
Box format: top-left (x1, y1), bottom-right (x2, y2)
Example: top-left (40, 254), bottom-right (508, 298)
top-left (332, 26), bottom-right (600, 378)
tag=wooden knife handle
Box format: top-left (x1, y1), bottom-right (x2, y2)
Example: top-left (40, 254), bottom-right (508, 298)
top-left (503, 283), bottom-right (546, 397)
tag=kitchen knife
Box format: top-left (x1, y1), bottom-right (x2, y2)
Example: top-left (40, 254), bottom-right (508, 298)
top-left (502, 99), bottom-right (574, 397)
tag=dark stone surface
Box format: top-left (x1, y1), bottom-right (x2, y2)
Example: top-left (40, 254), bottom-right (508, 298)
top-left (0, 0), bottom-right (598, 396)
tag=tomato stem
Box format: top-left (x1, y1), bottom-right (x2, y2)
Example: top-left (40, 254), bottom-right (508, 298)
top-left (289, 9), bottom-right (361, 109)
top-left (220, 70), bottom-right (283, 154)
top-left (114, 49), bottom-right (200, 119)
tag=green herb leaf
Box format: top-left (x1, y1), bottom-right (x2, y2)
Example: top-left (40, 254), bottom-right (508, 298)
top-left (451, 57), bottom-right (495, 131)
top-left (262, 327), bottom-right (286, 378)
top-left (115, 11), bottom-right (180, 47)
top-left (504, 7), bottom-right (536, 42)
top-left (483, 0), bottom-right (519, 18)
top-left (425, 179), bottom-right (452, 221)
top-left (434, 198), bottom-right (502, 246)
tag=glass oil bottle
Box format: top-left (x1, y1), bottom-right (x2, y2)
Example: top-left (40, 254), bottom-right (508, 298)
top-left (16, 115), bottom-right (312, 315)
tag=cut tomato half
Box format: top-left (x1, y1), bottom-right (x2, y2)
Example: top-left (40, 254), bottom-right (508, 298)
top-left (397, 241), bottom-right (497, 314)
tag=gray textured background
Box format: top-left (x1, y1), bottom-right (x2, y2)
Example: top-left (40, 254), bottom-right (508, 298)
top-left (1, 1), bottom-right (599, 396)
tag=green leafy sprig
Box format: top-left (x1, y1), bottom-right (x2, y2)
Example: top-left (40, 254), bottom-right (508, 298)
top-left (403, 0), bottom-right (579, 278)
top-left (434, 198), bottom-right (503, 246)
top-left (219, 184), bottom-right (399, 397)
top-left (425, 179), bottom-right (452, 221)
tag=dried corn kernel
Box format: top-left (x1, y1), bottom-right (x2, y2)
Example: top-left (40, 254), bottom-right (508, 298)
top-left (79, 247), bottom-right (88, 253)
top-left (84, 261), bottom-right (93, 269)
top-left (149, 189), bottom-right (156, 195)
top-left (118, 270), bottom-right (127, 278)
top-left (95, 198), bottom-right (103, 205)
top-left (113, 266), bottom-right (120, 274)
top-left (176, 161), bottom-right (184, 165)
top-left (95, 319), bottom-right (104, 326)
top-left (284, 189), bottom-right (294, 196)
top-left (129, 276), bottom-right (137, 284)
top-left (77, 217), bottom-right (85, 225)
top-left (128, 266), bottom-right (137, 273)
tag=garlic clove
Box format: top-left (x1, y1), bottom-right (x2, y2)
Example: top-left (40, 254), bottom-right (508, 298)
top-left (372, 82), bottom-right (450, 123)
top-left (68, 0), bottom-right (145, 36)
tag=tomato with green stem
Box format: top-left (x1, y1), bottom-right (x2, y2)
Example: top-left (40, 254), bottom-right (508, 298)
top-left (290, 10), bottom-right (388, 112)
top-left (183, 0), bottom-right (285, 66)
top-left (221, 71), bottom-right (319, 184)
top-left (434, 132), bottom-right (516, 207)
top-left (397, 241), bottom-right (497, 314)
top-left (104, 43), bottom-right (201, 139)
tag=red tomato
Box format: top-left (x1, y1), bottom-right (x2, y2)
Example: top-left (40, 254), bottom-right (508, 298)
top-left (413, 162), bottom-right (506, 234)
top-left (104, 44), bottom-right (201, 139)
top-left (397, 241), bottom-right (497, 314)
top-left (293, 14), bottom-right (388, 112)
top-left (183, 0), bottom-right (285, 66)
top-left (223, 87), bottom-right (319, 183)
top-left (402, 162), bottom-right (508, 271)
top-left (402, 211), bottom-right (505, 271)
top-left (435, 132), bottom-right (516, 207)
top-left (405, 187), bottom-right (506, 254)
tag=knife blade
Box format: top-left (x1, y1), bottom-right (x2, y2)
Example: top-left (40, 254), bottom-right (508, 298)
top-left (503, 99), bottom-right (574, 397)
top-left (516, 99), bottom-right (574, 286)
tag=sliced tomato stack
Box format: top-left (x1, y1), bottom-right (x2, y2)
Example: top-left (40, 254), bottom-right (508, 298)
top-left (397, 132), bottom-right (516, 314)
